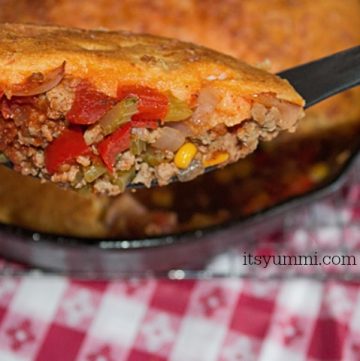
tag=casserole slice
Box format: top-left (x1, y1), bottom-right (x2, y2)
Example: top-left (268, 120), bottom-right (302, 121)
top-left (0, 24), bottom-right (304, 195)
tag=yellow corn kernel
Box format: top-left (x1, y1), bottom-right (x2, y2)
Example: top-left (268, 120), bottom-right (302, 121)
top-left (174, 143), bottom-right (197, 169)
top-left (309, 162), bottom-right (329, 182)
top-left (203, 151), bottom-right (229, 168)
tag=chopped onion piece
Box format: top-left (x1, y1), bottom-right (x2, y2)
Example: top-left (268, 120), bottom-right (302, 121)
top-left (152, 126), bottom-right (186, 152)
top-left (277, 101), bottom-right (304, 130)
top-left (168, 121), bottom-right (194, 137)
top-left (7, 62), bottom-right (66, 98)
top-left (252, 93), bottom-right (303, 130)
top-left (191, 88), bottom-right (219, 129)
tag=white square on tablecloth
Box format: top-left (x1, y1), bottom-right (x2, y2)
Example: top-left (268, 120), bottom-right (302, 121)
top-left (277, 280), bottom-right (323, 317)
top-left (350, 291), bottom-right (360, 332)
top-left (0, 350), bottom-right (27, 361)
top-left (170, 317), bottom-right (226, 361)
top-left (10, 277), bottom-right (67, 321)
top-left (89, 293), bottom-right (146, 346)
top-left (258, 339), bottom-right (305, 361)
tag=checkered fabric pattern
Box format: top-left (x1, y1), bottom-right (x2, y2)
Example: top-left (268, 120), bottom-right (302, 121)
top-left (0, 277), bottom-right (360, 361)
top-left (0, 182), bottom-right (360, 361)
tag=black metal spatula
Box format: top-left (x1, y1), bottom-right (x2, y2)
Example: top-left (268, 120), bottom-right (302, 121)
top-left (279, 45), bottom-right (360, 109)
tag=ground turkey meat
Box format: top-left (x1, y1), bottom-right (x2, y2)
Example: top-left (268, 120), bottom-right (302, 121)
top-left (236, 121), bottom-right (260, 155)
top-left (0, 96), bottom-right (65, 173)
top-left (208, 132), bottom-right (239, 162)
top-left (46, 79), bottom-right (77, 119)
top-left (116, 151), bottom-right (136, 171)
top-left (133, 163), bottom-right (154, 188)
top-left (0, 71), bottom-right (304, 193)
top-left (94, 179), bottom-right (121, 196)
top-left (155, 162), bottom-right (178, 186)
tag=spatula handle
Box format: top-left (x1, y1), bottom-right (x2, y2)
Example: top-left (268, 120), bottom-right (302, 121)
top-left (278, 46), bottom-right (360, 108)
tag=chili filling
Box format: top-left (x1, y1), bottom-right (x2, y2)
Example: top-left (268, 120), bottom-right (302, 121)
top-left (0, 66), bottom-right (304, 195)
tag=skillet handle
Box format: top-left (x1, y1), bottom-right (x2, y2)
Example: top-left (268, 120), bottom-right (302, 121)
top-left (278, 46), bottom-right (360, 108)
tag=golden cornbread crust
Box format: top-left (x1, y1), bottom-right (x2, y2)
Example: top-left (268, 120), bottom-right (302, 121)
top-left (0, 23), bottom-right (303, 106)
top-left (0, 165), bottom-right (108, 237)
top-left (1, 0), bottom-right (357, 135)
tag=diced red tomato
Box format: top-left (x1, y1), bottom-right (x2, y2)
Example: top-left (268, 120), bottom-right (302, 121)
top-left (45, 128), bottom-right (90, 174)
top-left (97, 123), bottom-right (131, 172)
top-left (117, 85), bottom-right (168, 121)
top-left (131, 119), bottom-right (159, 129)
top-left (67, 81), bottom-right (117, 125)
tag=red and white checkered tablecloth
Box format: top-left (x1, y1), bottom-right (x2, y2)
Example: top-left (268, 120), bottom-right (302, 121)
top-left (0, 277), bottom-right (360, 361)
top-left (0, 183), bottom-right (360, 361)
